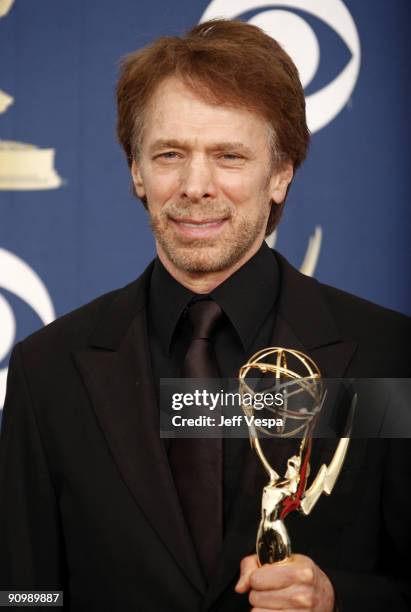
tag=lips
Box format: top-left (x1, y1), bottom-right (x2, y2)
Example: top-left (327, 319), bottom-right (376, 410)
top-left (169, 216), bottom-right (228, 238)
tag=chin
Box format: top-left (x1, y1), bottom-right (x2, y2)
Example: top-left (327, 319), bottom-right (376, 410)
top-left (165, 242), bottom-right (252, 275)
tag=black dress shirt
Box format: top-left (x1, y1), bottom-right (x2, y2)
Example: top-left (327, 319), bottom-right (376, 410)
top-left (148, 242), bottom-right (280, 528)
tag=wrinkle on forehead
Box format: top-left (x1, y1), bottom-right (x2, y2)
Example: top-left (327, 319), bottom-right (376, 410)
top-left (142, 76), bottom-right (271, 153)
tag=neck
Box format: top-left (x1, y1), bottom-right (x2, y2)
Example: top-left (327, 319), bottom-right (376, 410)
top-left (157, 241), bottom-right (264, 294)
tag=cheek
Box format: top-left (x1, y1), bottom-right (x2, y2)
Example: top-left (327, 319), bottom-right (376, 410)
top-left (143, 169), bottom-right (180, 208)
top-left (219, 174), bottom-right (255, 204)
top-left (219, 173), bottom-right (271, 213)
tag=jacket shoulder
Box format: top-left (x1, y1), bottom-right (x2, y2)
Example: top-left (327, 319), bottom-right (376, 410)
top-left (319, 281), bottom-right (411, 339)
top-left (318, 281), bottom-right (411, 375)
top-left (20, 280), bottom-right (138, 356)
top-left (275, 250), bottom-right (410, 376)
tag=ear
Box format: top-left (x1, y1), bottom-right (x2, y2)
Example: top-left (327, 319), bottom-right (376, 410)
top-left (269, 163), bottom-right (294, 204)
top-left (131, 159), bottom-right (146, 199)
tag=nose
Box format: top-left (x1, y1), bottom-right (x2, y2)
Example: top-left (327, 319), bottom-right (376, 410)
top-left (179, 155), bottom-right (217, 202)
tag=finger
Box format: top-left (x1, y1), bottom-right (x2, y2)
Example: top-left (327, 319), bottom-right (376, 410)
top-left (235, 554), bottom-right (259, 593)
top-left (249, 584), bottom-right (316, 609)
top-left (250, 557), bottom-right (315, 591)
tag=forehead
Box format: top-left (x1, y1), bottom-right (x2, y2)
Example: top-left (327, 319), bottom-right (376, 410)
top-left (142, 75), bottom-right (271, 148)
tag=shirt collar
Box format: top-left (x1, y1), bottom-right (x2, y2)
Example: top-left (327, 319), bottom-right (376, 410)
top-left (210, 241), bottom-right (279, 350)
top-left (148, 241), bottom-right (279, 354)
top-left (148, 257), bottom-right (195, 355)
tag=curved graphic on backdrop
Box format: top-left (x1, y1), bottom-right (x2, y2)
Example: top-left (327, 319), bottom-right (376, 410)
top-left (0, 90), bottom-right (13, 114)
top-left (0, 0), bottom-right (63, 189)
top-left (200, 0), bottom-right (361, 133)
top-left (266, 225), bottom-right (322, 277)
top-left (299, 226), bottom-right (322, 276)
top-left (0, 0), bottom-right (14, 18)
top-left (0, 248), bottom-right (55, 409)
top-left (0, 0), bottom-right (14, 112)
top-left (0, 0), bottom-right (14, 121)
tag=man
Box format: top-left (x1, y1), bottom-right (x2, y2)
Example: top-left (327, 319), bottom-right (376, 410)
top-left (0, 19), bottom-right (410, 612)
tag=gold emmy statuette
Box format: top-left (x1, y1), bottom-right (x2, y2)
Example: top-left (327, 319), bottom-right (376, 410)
top-left (239, 348), bottom-right (355, 565)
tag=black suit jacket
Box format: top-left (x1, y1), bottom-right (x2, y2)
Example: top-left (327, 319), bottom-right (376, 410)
top-left (0, 252), bottom-right (410, 611)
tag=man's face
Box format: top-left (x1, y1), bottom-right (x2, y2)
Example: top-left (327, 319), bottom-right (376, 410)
top-left (132, 76), bottom-right (292, 276)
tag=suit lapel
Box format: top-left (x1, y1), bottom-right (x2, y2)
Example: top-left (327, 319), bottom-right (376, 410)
top-left (204, 252), bottom-right (358, 608)
top-left (69, 251), bottom-right (360, 607)
top-left (73, 265), bottom-right (206, 595)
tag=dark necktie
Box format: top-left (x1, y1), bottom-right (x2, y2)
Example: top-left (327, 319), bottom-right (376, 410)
top-left (169, 298), bottom-right (224, 582)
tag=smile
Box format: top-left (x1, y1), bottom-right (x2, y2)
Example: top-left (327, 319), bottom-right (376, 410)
top-left (170, 217), bottom-right (228, 238)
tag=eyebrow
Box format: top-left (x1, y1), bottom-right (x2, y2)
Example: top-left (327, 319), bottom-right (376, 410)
top-left (149, 139), bottom-right (253, 155)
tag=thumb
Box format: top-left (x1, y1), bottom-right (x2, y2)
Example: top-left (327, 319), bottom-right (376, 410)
top-left (235, 555), bottom-right (259, 593)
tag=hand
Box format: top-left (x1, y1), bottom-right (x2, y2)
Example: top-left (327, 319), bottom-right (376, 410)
top-left (235, 553), bottom-right (335, 611)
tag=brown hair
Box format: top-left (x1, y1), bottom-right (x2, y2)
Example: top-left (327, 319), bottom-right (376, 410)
top-left (116, 19), bottom-right (309, 235)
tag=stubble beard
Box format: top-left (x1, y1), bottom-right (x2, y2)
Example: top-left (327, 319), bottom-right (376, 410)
top-left (149, 199), bottom-right (270, 274)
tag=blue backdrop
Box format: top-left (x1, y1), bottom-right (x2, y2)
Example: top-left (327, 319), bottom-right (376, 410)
top-left (0, 0), bottom-right (410, 415)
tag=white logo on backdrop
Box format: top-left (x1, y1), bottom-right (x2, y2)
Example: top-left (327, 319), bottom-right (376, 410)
top-left (200, 0), bottom-right (361, 133)
top-left (0, 0), bottom-right (58, 411)
top-left (200, 0), bottom-right (360, 275)
top-left (0, 248), bottom-right (55, 409)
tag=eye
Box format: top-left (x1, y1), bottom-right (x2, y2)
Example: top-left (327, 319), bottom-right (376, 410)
top-left (220, 153), bottom-right (242, 161)
top-left (156, 151), bottom-right (180, 160)
top-left (217, 152), bottom-right (247, 165)
top-left (200, 0), bottom-right (361, 133)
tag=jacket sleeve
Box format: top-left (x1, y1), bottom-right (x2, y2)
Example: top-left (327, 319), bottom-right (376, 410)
top-left (0, 343), bottom-right (65, 590)
top-left (326, 439), bottom-right (411, 611)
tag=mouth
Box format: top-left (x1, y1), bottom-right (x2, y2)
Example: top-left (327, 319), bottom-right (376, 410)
top-left (169, 216), bottom-right (229, 238)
